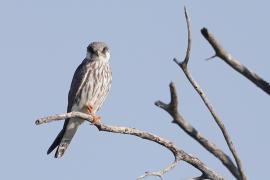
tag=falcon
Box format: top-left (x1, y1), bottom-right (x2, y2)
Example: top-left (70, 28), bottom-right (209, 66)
top-left (47, 42), bottom-right (112, 158)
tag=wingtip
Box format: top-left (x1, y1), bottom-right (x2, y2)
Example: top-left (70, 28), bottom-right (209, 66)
top-left (47, 129), bottom-right (64, 156)
top-left (47, 146), bottom-right (54, 155)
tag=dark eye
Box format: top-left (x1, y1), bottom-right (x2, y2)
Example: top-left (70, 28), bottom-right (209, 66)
top-left (87, 47), bottom-right (94, 53)
top-left (102, 47), bottom-right (108, 53)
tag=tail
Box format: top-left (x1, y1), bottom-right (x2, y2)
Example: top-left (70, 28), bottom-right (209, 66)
top-left (47, 119), bottom-right (80, 158)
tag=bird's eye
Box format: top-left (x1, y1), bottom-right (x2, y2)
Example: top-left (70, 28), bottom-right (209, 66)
top-left (87, 47), bottom-right (94, 53)
top-left (102, 47), bottom-right (108, 53)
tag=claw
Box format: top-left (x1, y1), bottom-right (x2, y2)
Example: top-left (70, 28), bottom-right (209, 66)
top-left (85, 104), bottom-right (101, 124)
top-left (91, 115), bottom-right (101, 124)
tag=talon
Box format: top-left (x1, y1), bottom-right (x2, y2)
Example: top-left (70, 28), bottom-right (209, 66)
top-left (85, 103), bottom-right (100, 124)
top-left (91, 115), bottom-right (101, 124)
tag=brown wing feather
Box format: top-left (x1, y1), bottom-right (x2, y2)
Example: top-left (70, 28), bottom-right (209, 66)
top-left (64, 58), bottom-right (91, 129)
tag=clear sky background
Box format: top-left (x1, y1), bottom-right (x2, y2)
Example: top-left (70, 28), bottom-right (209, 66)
top-left (0, 1), bottom-right (269, 179)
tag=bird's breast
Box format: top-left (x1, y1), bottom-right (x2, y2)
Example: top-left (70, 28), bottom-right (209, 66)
top-left (71, 61), bottom-right (112, 113)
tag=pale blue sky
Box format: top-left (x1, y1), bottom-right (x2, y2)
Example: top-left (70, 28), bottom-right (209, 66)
top-left (0, 1), bottom-right (269, 179)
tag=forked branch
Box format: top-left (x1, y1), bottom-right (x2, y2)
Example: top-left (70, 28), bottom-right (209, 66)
top-left (172, 7), bottom-right (245, 180)
top-left (155, 82), bottom-right (239, 178)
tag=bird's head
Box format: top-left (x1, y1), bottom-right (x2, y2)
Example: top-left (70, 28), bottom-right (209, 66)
top-left (86, 42), bottom-right (110, 62)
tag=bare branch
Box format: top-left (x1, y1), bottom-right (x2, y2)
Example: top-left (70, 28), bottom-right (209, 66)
top-left (183, 6), bottom-right (192, 66)
top-left (201, 27), bottom-right (270, 95)
top-left (173, 6), bottom-right (191, 69)
top-left (196, 28), bottom-right (249, 180)
top-left (137, 158), bottom-right (178, 180)
top-left (155, 82), bottom-right (239, 178)
top-left (187, 174), bottom-right (208, 180)
top-left (155, 82), bottom-right (178, 116)
top-left (35, 112), bottom-right (94, 125)
top-left (174, 7), bottom-right (246, 180)
top-left (36, 112), bottom-right (223, 180)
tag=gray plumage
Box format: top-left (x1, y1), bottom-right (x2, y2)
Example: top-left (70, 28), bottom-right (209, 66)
top-left (47, 42), bottom-right (112, 158)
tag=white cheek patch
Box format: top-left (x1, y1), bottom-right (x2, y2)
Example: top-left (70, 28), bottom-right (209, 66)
top-left (106, 51), bottom-right (110, 61)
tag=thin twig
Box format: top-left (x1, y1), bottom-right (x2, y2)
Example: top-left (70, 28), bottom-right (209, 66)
top-left (201, 27), bottom-right (270, 95)
top-left (137, 158), bottom-right (178, 180)
top-left (173, 8), bottom-right (246, 180)
top-left (36, 112), bottom-right (223, 180)
top-left (155, 82), bottom-right (239, 178)
top-left (182, 6), bottom-right (191, 66)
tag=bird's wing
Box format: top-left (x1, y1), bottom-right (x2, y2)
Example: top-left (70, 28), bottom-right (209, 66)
top-left (64, 58), bottom-right (90, 128)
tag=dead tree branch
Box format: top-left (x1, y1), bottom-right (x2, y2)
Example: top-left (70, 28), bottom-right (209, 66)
top-left (172, 8), bottom-right (246, 180)
top-left (36, 112), bottom-right (223, 180)
top-left (137, 159), bottom-right (178, 180)
top-left (201, 27), bottom-right (270, 95)
top-left (174, 9), bottom-right (246, 180)
top-left (155, 82), bottom-right (239, 178)
top-left (173, 59), bottom-right (246, 180)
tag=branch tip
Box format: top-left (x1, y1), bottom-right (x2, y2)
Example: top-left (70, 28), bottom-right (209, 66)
top-left (173, 58), bottom-right (180, 65)
top-left (155, 100), bottom-right (164, 107)
top-left (155, 101), bottom-right (169, 111)
top-left (169, 81), bottom-right (175, 88)
top-left (175, 7), bottom-right (191, 69)
top-left (205, 54), bottom-right (217, 61)
top-left (35, 120), bottom-right (40, 125)
top-left (183, 7), bottom-right (191, 64)
top-left (169, 82), bottom-right (178, 108)
top-left (200, 27), bottom-right (209, 38)
top-left (184, 6), bottom-right (188, 21)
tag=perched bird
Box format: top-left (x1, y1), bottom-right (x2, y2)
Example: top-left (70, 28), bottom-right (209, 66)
top-left (47, 42), bottom-right (112, 158)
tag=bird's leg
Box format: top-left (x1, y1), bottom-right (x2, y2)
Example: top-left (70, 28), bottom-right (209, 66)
top-left (86, 104), bottom-right (100, 124)
top-left (86, 104), bottom-right (94, 113)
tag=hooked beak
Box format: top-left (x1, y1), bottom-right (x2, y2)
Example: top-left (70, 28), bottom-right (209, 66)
top-left (95, 50), bottom-right (101, 57)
